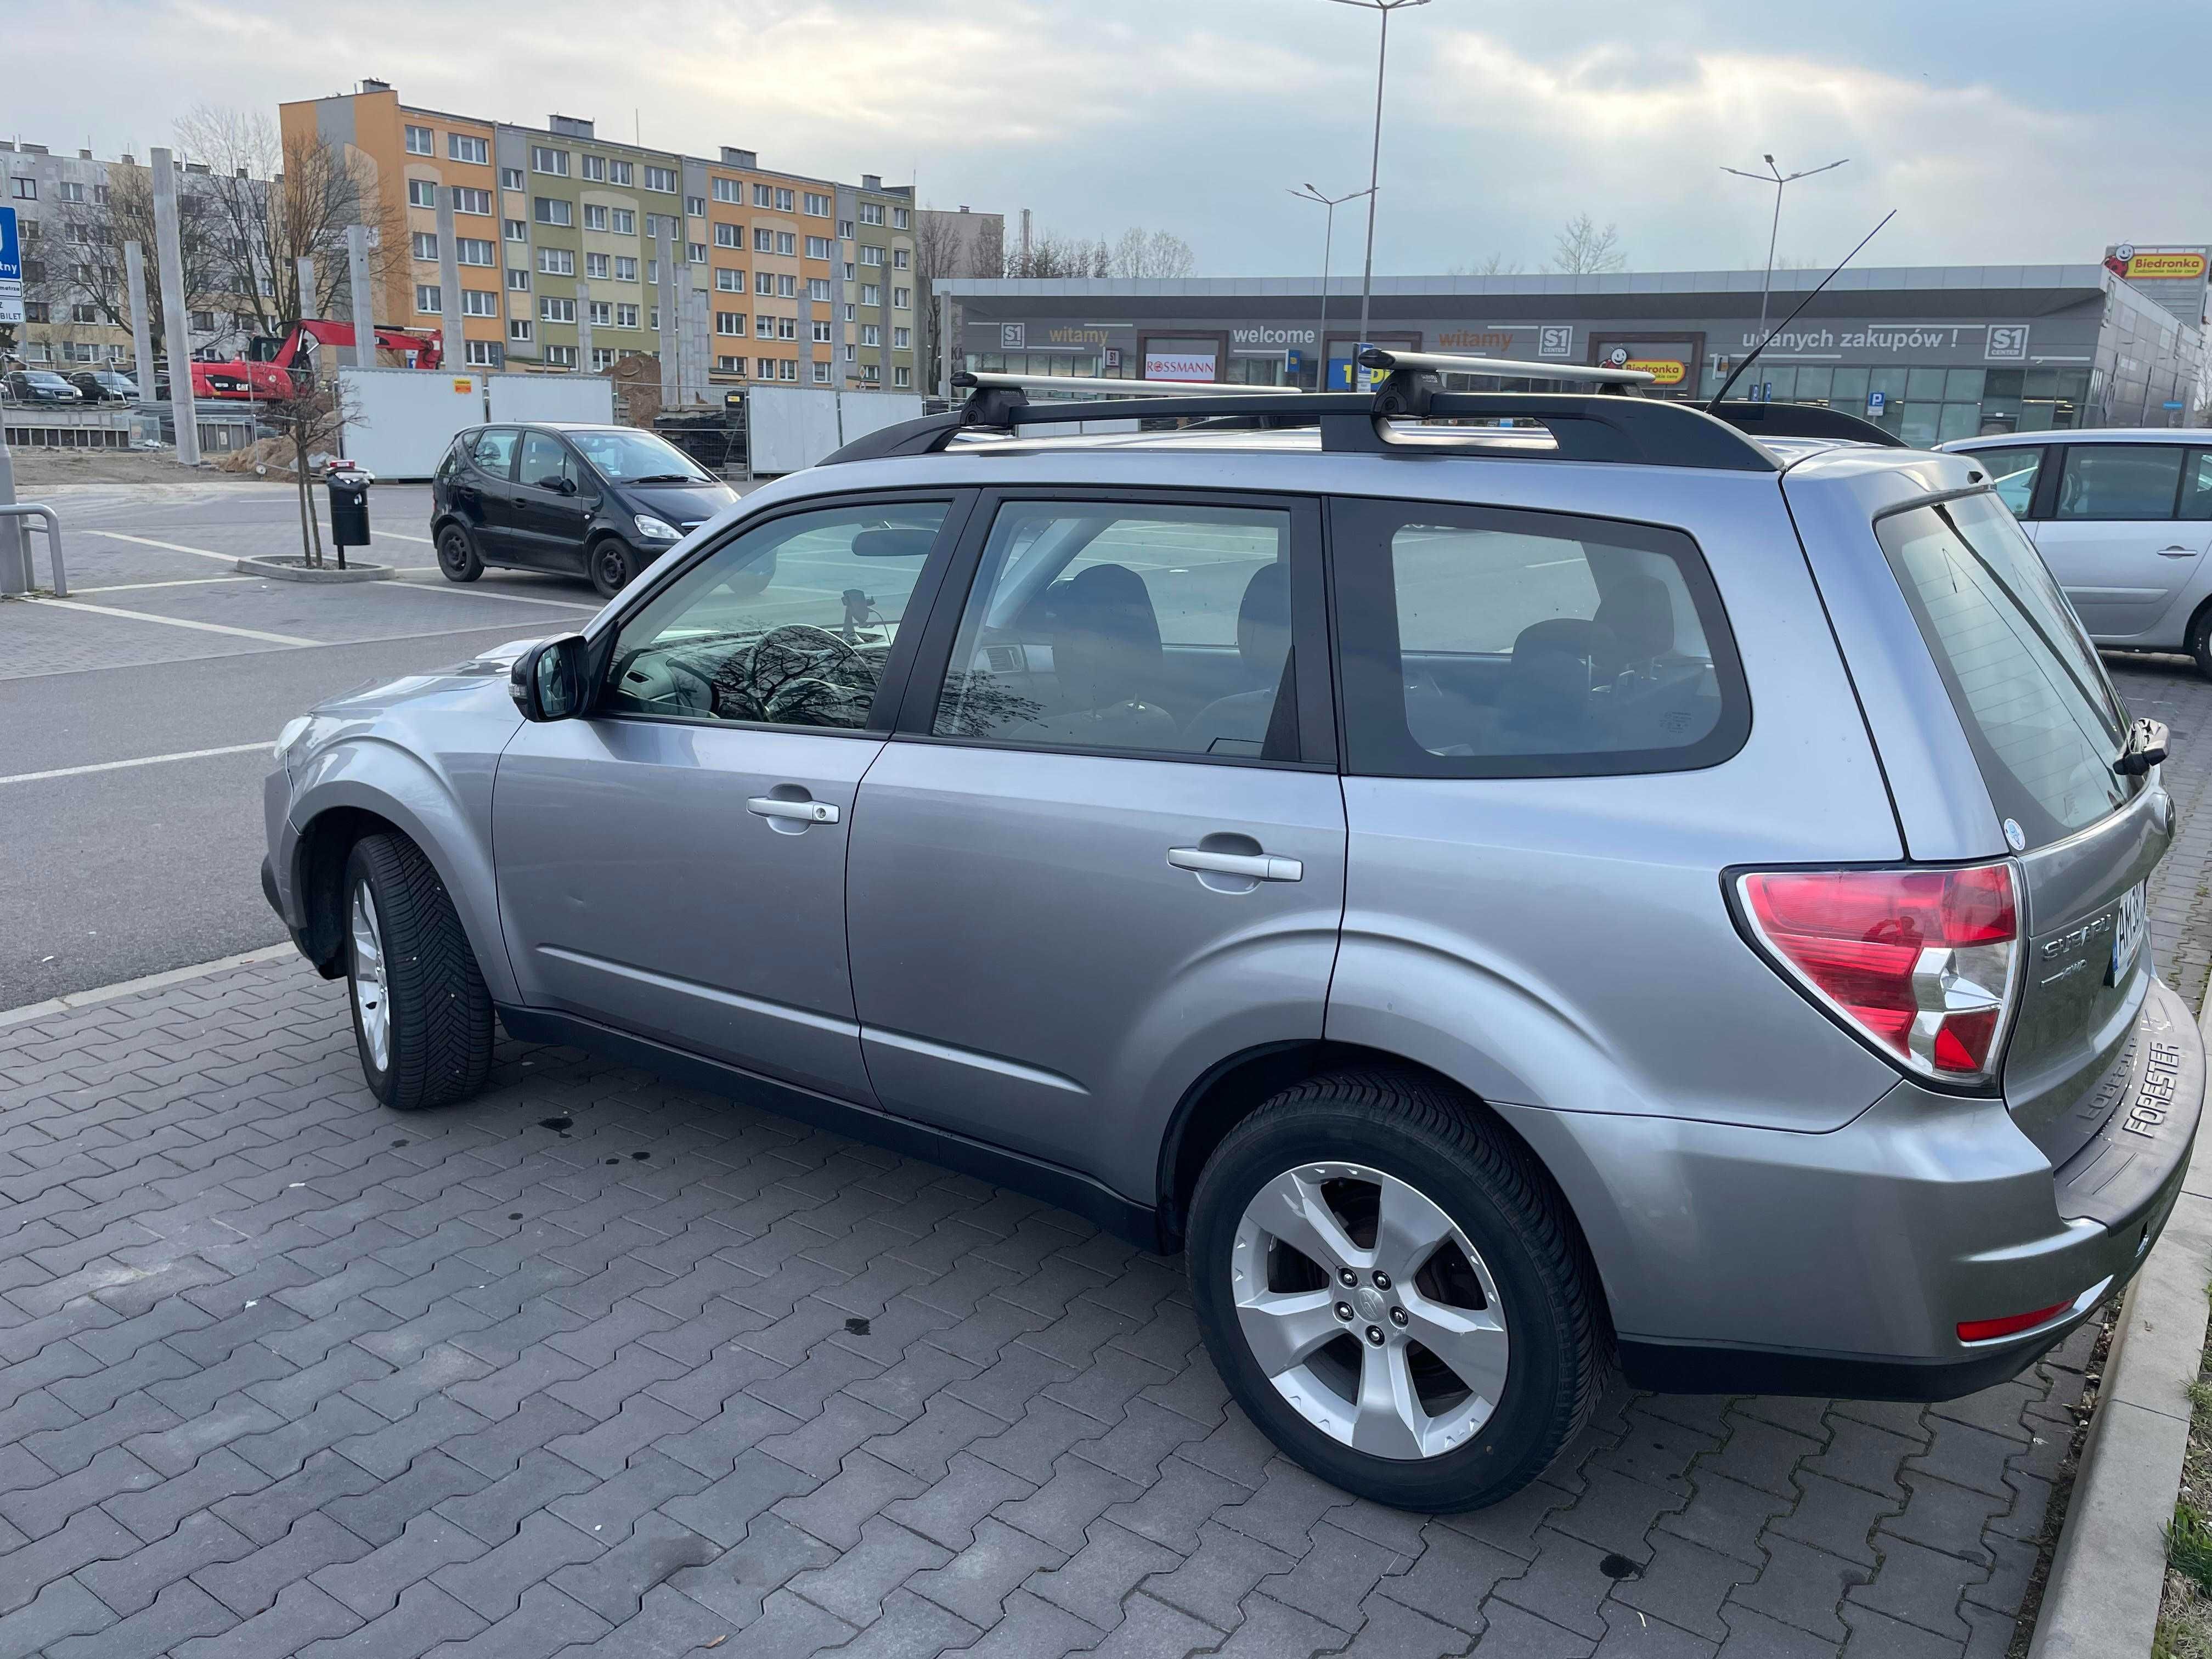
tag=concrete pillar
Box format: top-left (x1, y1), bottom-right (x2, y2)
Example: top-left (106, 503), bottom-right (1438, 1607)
top-left (149, 148), bottom-right (200, 466)
top-left (0, 416), bottom-right (22, 595)
top-left (657, 221), bottom-right (681, 408)
top-left (435, 188), bottom-right (463, 373)
top-left (346, 225), bottom-right (375, 369)
top-left (939, 290), bottom-right (954, 401)
top-left (574, 279), bottom-right (592, 375)
top-left (124, 240), bottom-right (157, 405)
top-left (295, 256), bottom-right (317, 321)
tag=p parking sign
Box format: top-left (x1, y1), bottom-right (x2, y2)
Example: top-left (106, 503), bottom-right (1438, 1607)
top-left (0, 206), bottom-right (23, 326)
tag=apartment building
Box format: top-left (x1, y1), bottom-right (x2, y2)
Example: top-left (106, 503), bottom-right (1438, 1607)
top-left (279, 82), bottom-right (922, 397)
top-left (0, 141), bottom-right (263, 371)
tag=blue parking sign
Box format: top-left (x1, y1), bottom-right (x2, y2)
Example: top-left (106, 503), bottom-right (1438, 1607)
top-left (0, 205), bottom-right (20, 326)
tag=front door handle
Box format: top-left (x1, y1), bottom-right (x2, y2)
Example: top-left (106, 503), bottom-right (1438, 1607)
top-left (1167, 847), bottom-right (1301, 882)
top-left (748, 797), bottom-right (839, 824)
top-left (2158, 546), bottom-right (2198, 557)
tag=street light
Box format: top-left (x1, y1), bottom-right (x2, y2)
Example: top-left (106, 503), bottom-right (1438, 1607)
top-left (1327, 0), bottom-right (1431, 376)
top-left (1290, 183), bottom-right (1372, 389)
top-left (1721, 153), bottom-right (1850, 344)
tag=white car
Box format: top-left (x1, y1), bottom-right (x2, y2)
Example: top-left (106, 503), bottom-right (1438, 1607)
top-left (1942, 428), bottom-right (2212, 674)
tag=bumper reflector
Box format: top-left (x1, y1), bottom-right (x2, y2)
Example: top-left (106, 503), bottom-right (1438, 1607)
top-left (1957, 1301), bottom-right (2073, 1344)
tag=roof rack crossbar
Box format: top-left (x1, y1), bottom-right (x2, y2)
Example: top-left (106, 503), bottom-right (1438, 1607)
top-left (956, 370), bottom-right (1300, 398)
top-left (1357, 347), bottom-right (1655, 387)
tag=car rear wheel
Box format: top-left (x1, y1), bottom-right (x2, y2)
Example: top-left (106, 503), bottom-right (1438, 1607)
top-left (2188, 602), bottom-right (2212, 681)
top-left (590, 538), bottom-right (637, 599)
top-left (1188, 1071), bottom-right (1606, 1511)
top-left (436, 524), bottom-right (484, 583)
top-left (343, 833), bottom-right (494, 1111)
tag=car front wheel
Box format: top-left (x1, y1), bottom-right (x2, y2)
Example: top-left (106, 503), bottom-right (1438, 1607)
top-left (1188, 1071), bottom-right (1606, 1512)
top-left (343, 833), bottom-right (494, 1111)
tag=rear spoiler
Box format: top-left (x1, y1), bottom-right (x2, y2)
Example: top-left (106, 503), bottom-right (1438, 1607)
top-left (1708, 401), bottom-right (1906, 448)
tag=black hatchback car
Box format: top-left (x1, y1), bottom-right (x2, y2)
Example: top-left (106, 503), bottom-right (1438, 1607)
top-left (431, 422), bottom-right (738, 597)
top-left (67, 368), bottom-right (139, 403)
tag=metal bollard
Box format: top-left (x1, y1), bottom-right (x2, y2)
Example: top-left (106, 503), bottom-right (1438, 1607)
top-left (0, 504), bottom-right (66, 596)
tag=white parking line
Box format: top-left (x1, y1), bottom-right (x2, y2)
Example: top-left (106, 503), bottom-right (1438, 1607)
top-left (86, 531), bottom-right (241, 563)
top-left (77, 577), bottom-right (259, 594)
top-left (385, 579), bottom-right (600, 611)
top-left (0, 742), bottom-right (269, 787)
top-left (29, 597), bottom-right (316, 646)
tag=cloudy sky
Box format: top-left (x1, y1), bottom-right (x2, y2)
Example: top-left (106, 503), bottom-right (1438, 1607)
top-left (12, 0), bottom-right (2207, 276)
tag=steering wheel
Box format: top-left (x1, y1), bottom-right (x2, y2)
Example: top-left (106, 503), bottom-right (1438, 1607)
top-left (707, 624), bottom-right (868, 721)
top-left (757, 623), bottom-right (864, 664)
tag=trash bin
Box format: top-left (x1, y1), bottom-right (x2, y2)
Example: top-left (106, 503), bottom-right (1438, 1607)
top-left (325, 467), bottom-right (373, 569)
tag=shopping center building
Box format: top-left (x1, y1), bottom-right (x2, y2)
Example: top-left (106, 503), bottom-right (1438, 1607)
top-left (937, 251), bottom-right (2208, 441)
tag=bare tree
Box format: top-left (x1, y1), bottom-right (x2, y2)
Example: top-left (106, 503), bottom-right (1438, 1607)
top-left (1109, 228), bottom-right (1195, 279)
top-left (1446, 252), bottom-right (1525, 275)
top-left (260, 377), bottom-right (363, 567)
top-left (1547, 214), bottom-right (1627, 275)
top-left (174, 106), bottom-right (404, 342)
top-left (44, 159), bottom-right (228, 364)
top-left (1003, 229), bottom-right (1110, 278)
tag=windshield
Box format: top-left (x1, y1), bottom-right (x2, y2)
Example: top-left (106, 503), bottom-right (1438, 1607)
top-left (1875, 490), bottom-right (2133, 845)
top-left (566, 428), bottom-right (713, 483)
top-left (27, 372), bottom-right (68, 386)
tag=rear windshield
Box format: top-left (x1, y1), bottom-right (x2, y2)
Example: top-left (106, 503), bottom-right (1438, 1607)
top-left (1875, 490), bottom-right (2132, 845)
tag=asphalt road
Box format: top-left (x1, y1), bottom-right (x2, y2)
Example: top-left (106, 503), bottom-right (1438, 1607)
top-left (0, 478), bottom-right (630, 1009)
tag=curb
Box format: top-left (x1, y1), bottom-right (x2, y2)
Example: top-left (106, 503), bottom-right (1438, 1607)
top-left (0, 944), bottom-right (300, 1034)
top-left (235, 556), bottom-right (394, 583)
top-left (2029, 985), bottom-right (2212, 1658)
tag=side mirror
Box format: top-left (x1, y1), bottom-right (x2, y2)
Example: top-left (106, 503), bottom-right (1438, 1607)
top-left (556, 475), bottom-right (579, 496)
top-left (511, 633), bottom-right (589, 721)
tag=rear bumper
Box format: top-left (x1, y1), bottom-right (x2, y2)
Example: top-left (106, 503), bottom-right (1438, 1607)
top-left (1501, 975), bottom-right (2203, 1398)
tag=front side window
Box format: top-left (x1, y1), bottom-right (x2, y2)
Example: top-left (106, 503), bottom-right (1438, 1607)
top-left (933, 501), bottom-right (1296, 760)
top-left (604, 502), bottom-right (950, 730)
top-left (1876, 492), bottom-right (2131, 844)
top-left (2053, 445), bottom-right (2187, 521)
top-left (517, 431), bottom-right (579, 492)
top-left (1333, 499), bottom-right (1748, 777)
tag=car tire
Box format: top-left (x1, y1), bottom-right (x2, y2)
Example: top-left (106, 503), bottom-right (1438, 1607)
top-left (342, 833), bottom-right (494, 1112)
top-left (1188, 1070), bottom-right (1606, 1512)
top-left (590, 538), bottom-right (637, 599)
top-left (436, 523), bottom-right (484, 583)
top-left (2188, 603), bottom-right (2212, 681)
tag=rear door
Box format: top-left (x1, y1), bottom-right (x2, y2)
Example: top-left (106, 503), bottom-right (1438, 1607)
top-left (843, 490), bottom-right (1344, 1199)
top-left (2029, 443), bottom-right (2209, 640)
top-left (1870, 491), bottom-right (2165, 1166)
top-left (458, 427), bottom-right (523, 559)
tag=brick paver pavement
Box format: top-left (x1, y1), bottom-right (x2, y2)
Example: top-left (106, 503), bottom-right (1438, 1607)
top-left (0, 658), bottom-right (2202, 1659)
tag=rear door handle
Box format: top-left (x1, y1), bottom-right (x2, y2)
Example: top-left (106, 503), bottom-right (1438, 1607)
top-left (2158, 546), bottom-right (2198, 557)
top-left (748, 797), bottom-right (839, 824)
top-left (1167, 847), bottom-right (1302, 882)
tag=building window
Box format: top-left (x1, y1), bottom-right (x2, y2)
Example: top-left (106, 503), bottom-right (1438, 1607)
top-left (540, 343), bottom-right (573, 366)
top-left (713, 178), bottom-right (741, 204)
top-left (893, 287), bottom-right (910, 310)
top-left (844, 303), bottom-right (855, 322)
top-left (613, 256), bottom-right (638, 283)
top-left (753, 183), bottom-right (772, 207)
top-left (860, 284), bottom-right (881, 307)
top-left (449, 133), bottom-right (489, 165)
top-left (757, 359), bottom-right (775, 380)
top-left (860, 245), bottom-right (884, 266)
top-left (775, 188), bottom-right (794, 212)
top-left (808, 278), bottom-right (832, 302)
top-left (586, 251), bottom-right (611, 278)
top-left (589, 300), bottom-right (612, 325)
top-left (861, 324), bottom-right (881, 347)
top-left (21, 301), bottom-right (48, 323)
top-left (456, 238), bottom-right (494, 266)
top-left (592, 347), bottom-right (617, 370)
top-left (774, 274), bottom-right (794, 298)
top-left (812, 360), bottom-right (831, 384)
top-left (531, 145), bottom-right (569, 176)
top-left (462, 289), bottom-right (498, 316)
top-left (893, 247), bottom-right (910, 270)
top-left (863, 363), bottom-right (880, 385)
top-left (416, 284), bottom-right (443, 313)
top-left (894, 365), bottom-right (911, 388)
top-left (405, 125), bottom-right (434, 156)
top-left (685, 195), bottom-right (707, 217)
top-left (500, 166), bottom-right (523, 190)
top-left (859, 202), bottom-right (884, 225)
top-left (70, 302), bottom-right (99, 323)
top-left (538, 247), bottom-right (575, 276)
top-left (837, 218), bottom-right (854, 239)
top-left (649, 307), bottom-right (659, 329)
top-left (781, 359), bottom-right (798, 381)
top-left (775, 232), bottom-right (796, 256)
top-left (507, 267), bottom-right (532, 291)
top-left (843, 262), bottom-right (855, 280)
top-left (715, 268), bottom-right (744, 291)
top-left (616, 303), bottom-right (639, 328)
top-left (717, 355), bottom-right (746, 374)
top-left (509, 319), bottom-right (533, 342)
top-left (755, 272), bottom-right (774, 296)
top-left (844, 342), bottom-right (855, 360)
top-left (57, 179), bottom-right (84, 203)
top-left (504, 218), bottom-right (527, 242)
top-left (893, 207), bottom-right (909, 229)
top-left (580, 154), bottom-right (606, 182)
top-left (755, 313), bottom-right (774, 337)
top-left (716, 312), bottom-right (746, 336)
top-left (803, 191), bottom-right (830, 216)
top-left (407, 178), bottom-right (437, 208)
top-left (534, 197), bottom-right (572, 227)
top-left (646, 258), bottom-right (659, 284)
top-left (454, 187), bottom-right (492, 216)
top-left (894, 326), bottom-right (910, 349)
top-left (609, 159), bottom-right (634, 187)
top-left (464, 338), bottom-right (501, 365)
top-left (714, 222), bottom-right (741, 248)
top-left (611, 208), bottom-right (635, 236)
top-left (753, 227), bottom-right (774, 253)
top-left (583, 204), bottom-right (608, 232)
top-left (779, 318), bottom-right (799, 340)
top-left (804, 235), bottom-right (831, 260)
top-left (686, 241), bottom-right (707, 264)
top-left (812, 320), bottom-right (832, 343)
top-left (411, 232), bottom-right (439, 261)
top-left (644, 165), bottom-right (676, 193)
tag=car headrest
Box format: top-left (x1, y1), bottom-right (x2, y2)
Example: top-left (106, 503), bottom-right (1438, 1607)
top-left (1050, 563), bottom-right (1164, 711)
top-left (1594, 572), bottom-right (1674, 663)
top-left (1237, 562), bottom-right (1291, 685)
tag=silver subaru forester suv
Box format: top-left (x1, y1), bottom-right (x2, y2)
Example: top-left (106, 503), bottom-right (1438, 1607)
top-left (261, 358), bottom-right (2202, 1513)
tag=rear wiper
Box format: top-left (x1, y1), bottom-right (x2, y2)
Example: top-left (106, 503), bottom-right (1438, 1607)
top-left (2115, 717), bottom-right (2170, 777)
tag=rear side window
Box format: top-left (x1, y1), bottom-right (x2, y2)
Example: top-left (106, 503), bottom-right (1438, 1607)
top-left (2183, 450), bottom-right (2212, 522)
top-left (1875, 492), bottom-right (2131, 845)
top-left (1331, 499), bottom-right (1749, 777)
top-left (2053, 445), bottom-right (2186, 521)
top-left (1978, 447), bottom-right (2043, 517)
top-left (470, 428), bottom-right (518, 476)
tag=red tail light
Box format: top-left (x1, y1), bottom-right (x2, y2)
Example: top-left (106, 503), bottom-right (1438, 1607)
top-left (1736, 862), bottom-right (2020, 1082)
top-left (1956, 1302), bottom-right (2072, 1344)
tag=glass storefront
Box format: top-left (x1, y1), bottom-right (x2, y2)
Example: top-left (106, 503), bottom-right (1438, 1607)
top-left (1695, 360), bottom-right (2093, 438)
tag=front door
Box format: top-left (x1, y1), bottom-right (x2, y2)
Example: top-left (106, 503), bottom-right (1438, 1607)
top-left (844, 492), bottom-right (1345, 1201)
top-left (492, 494), bottom-right (962, 1102)
top-left (2031, 443), bottom-right (2212, 640)
top-left (510, 429), bottom-right (597, 571)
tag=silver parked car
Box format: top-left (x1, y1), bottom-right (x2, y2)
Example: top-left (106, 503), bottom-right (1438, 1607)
top-left (262, 362), bottom-right (2202, 1512)
top-left (1942, 428), bottom-right (2212, 674)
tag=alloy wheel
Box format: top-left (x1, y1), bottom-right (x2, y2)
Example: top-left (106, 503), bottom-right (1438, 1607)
top-left (1231, 1161), bottom-right (1508, 1459)
top-left (349, 881), bottom-right (391, 1072)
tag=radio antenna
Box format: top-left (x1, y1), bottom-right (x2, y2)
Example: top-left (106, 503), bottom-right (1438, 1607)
top-left (1707, 208), bottom-right (1896, 411)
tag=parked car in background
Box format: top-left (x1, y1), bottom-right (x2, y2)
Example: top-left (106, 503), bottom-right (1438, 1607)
top-left (4, 369), bottom-right (83, 405)
top-left (1943, 430), bottom-right (2212, 674)
top-left (264, 368), bottom-right (2201, 1513)
top-left (431, 422), bottom-right (739, 599)
top-left (66, 368), bottom-right (139, 403)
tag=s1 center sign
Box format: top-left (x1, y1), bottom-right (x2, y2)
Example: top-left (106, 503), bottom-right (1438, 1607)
top-left (0, 206), bottom-right (23, 326)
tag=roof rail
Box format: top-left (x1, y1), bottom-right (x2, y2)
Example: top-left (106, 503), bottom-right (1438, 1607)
top-left (958, 370), bottom-right (1300, 398)
top-left (1708, 399), bottom-right (1907, 447)
top-left (816, 369), bottom-right (1782, 473)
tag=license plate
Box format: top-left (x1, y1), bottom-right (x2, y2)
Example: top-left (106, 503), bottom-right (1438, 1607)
top-left (2111, 882), bottom-right (2148, 984)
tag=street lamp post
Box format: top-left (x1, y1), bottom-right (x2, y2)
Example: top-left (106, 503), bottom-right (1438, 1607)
top-left (1721, 153), bottom-right (1849, 344)
top-left (1328, 0), bottom-right (1430, 377)
top-left (1290, 183), bottom-right (1371, 389)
